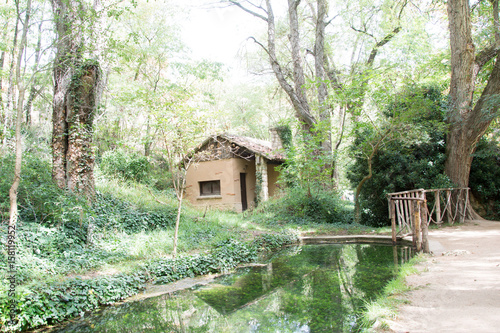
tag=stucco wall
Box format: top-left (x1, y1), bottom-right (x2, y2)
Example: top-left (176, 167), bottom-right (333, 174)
top-left (185, 158), bottom-right (257, 212)
top-left (267, 163), bottom-right (282, 197)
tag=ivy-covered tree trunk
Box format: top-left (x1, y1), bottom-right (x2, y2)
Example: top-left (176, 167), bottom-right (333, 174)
top-left (51, 0), bottom-right (99, 198)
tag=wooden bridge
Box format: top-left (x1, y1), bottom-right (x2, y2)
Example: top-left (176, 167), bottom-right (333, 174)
top-left (387, 188), bottom-right (471, 253)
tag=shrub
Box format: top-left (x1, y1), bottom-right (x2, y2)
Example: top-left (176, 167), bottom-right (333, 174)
top-left (347, 85), bottom-right (500, 226)
top-left (250, 231), bottom-right (299, 252)
top-left (146, 238), bottom-right (258, 284)
top-left (252, 186), bottom-right (353, 225)
top-left (347, 85), bottom-right (452, 227)
top-left (100, 149), bottom-right (151, 183)
top-left (146, 233), bottom-right (298, 285)
top-left (0, 152), bottom-right (84, 227)
top-left (469, 137), bottom-right (500, 219)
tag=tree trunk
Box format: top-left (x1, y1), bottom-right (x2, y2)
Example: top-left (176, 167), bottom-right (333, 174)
top-left (445, 0), bottom-right (500, 188)
top-left (172, 182), bottom-right (184, 259)
top-left (9, 90), bottom-right (24, 229)
top-left (314, 0), bottom-right (334, 174)
top-left (9, 0), bottom-right (31, 230)
top-left (263, 0), bottom-right (317, 133)
top-left (65, 64), bottom-right (99, 197)
top-left (354, 129), bottom-right (390, 223)
top-left (354, 167), bottom-right (372, 224)
top-left (24, 16), bottom-right (43, 125)
top-left (2, 7), bottom-right (19, 150)
top-left (51, 0), bottom-right (99, 199)
top-left (0, 23), bottom-right (8, 138)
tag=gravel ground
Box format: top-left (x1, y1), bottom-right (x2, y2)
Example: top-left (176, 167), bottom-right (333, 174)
top-left (387, 219), bottom-right (500, 333)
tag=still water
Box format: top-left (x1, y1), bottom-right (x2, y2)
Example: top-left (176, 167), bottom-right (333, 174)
top-left (52, 244), bottom-right (411, 333)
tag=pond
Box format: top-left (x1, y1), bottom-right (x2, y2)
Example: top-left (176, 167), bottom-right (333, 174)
top-left (49, 243), bottom-right (412, 333)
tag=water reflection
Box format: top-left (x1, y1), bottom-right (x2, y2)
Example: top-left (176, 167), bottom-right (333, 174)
top-left (51, 244), bottom-right (411, 333)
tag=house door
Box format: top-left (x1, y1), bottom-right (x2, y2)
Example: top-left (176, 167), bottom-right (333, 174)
top-left (240, 173), bottom-right (248, 211)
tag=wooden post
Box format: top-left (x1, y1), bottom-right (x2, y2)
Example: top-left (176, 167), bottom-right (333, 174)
top-left (446, 190), bottom-right (453, 224)
top-left (421, 200), bottom-right (429, 253)
top-left (463, 188), bottom-right (470, 221)
top-left (395, 199), bottom-right (403, 231)
top-left (459, 189), bottom-right (467, 223)
top-left (435, 190), bottom-right (441, 224)
top-left (404, 193), bottom-right (410, 231)
top-left (413, 200), bottom-right (422, 252)
top-left (411, 200), bottom-right (416, 249)
top-left (391, 199), bottom-right (397, 245)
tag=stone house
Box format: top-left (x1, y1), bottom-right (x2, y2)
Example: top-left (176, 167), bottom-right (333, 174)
top-left (184, 131), bottom-right (285, 212)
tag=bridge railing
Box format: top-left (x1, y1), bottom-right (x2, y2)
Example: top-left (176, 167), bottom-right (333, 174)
top-left (387, 187), bottom-right (470, 252)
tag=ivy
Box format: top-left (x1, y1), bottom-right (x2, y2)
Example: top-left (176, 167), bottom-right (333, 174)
top-left (275, 124), bottom-right (293, 149)
top-left (255, 171), bottom-right (263, 207)
top-left (0, 273), bottom-right (147, 332)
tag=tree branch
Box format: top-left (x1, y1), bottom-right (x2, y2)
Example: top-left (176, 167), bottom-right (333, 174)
top-left (367, 26), bottom-right (401, 67)
top-left (475, 45), bottom-right (500, 69)
top-left (228, 0), bottom-right (268, 22)
top-left (350, 26), bottom-right (376, 41)
top-left (469, 54), bottom-right (500, 141)
top-left (248, 36), bottom-right (270, 56)
top-left (324, 54), bottom-right (343, 92)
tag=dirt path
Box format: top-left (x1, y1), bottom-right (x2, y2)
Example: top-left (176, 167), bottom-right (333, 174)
top-left (387, 220), bottom-right (500, 333)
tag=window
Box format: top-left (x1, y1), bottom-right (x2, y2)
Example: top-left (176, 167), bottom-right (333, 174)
top-left (199, 180), bottom-right (221, 196)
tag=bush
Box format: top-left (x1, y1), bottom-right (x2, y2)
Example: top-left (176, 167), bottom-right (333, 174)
top-left (0, 152), bottom-right (85, 227)
top-left (146, 233), bottom-right (298, 285)
top-left (0, 152), bottom-right (176, 287)
top-left (348, 85), bottom-right (500, 226)
top-left (250, 231), bottom-right (299, 252)
top-left (146, 239), bottom-right (258, 284)
top-left (100, 149), bottom-right (151, 183)
top-left (347, 85), bottom-right (452, 227)
top-left (469, 137), bottom-right (500, 219)
top-left (252, 186), bottom-right (353, 225)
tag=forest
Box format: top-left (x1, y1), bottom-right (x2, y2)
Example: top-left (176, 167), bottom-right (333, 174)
top-left (1, 0), bottom-right (500, 331)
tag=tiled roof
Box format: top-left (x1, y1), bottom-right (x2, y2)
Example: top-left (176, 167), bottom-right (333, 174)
top-left (197, 133), bottom-right (285, 161)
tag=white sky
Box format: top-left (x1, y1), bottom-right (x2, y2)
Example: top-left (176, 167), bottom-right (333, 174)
top-left (181, 1), bottom-right (266, 74)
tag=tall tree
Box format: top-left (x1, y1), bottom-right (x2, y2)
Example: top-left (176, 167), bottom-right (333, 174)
top-left (227, 0), bottom-right (403, 185)
top-left (51, 0), bottom-right (100, 198)
top-left (9, 0), bottom-right (32, 230)
top-left (24, 12), bottom-right (44, 125)
top-left (445, 0), bottom-right (500, 189)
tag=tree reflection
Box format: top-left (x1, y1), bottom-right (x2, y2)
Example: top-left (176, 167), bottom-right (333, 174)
top-left (52, 244), bottom-right (410, 333)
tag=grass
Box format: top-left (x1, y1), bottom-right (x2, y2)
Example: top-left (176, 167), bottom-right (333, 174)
top-left (95, 174), bottom-right (178, 211)
top-left (359, 253), bottom-right (426, 331)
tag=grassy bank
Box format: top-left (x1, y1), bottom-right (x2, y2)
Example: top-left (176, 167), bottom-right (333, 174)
top-left (359, 254), bottom-right (427, 332)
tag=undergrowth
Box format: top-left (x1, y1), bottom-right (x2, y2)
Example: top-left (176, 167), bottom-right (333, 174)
top-left (249, 186), bottom-right (354, 226)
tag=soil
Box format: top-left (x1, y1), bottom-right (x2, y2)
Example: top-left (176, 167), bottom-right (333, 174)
top-left (387, 219), bottom-right (500, 333)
